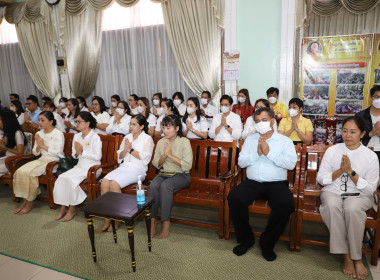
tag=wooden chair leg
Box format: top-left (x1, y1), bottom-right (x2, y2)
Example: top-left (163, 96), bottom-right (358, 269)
top-left (289, 211), bottom-right (296, 251)
top-left (371, 226), bottom-right (380, 266)
top-left (295, 211), bottom-right (303, 252)
top-left (47, 181), bottom-right (57, 210)
top-left (224, 201), bottom-right (230, 240)
top-left (218, 200), bottom-right (224, 239)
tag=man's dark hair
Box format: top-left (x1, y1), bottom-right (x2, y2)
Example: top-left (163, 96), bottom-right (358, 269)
top-left (111, 95), bottom-right (121, 101)
top-left (202, 91), bottom-right (211, 99)
top-left (266, 87), bottom-right (279, 96)
top-left (130, 94), bottom-right (139, 101)
top-left (253, 107), bottom-right (274, 119)
top-left (370, 85), bottom-right (380, 97)
top-left (220, 94), bottom-right (233, 105)
top-left (288, 98), bottom-right (303, 109)
top-left (26, 95), bottom-right (39, 106)
top-left (10, 93), bottom-right (19, 100)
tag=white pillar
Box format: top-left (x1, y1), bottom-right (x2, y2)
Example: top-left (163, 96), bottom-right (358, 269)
top-left (279, 0), bottom-right (296, 104)
top-left (224, 0), bottom-right (238, 102)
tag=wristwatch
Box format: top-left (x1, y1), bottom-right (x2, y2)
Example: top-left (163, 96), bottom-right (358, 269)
top-left (348, 170), bottom-right (356, 177)
top-left (296, 129), bottom-right (301, 133)
top-left (129, 148), bottom-right (134, 154)
top-left (226, 125), bottom-right (230, 129)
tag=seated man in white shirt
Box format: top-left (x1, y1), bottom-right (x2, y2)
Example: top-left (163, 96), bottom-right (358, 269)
top-left (200, 91), bottom-right (218, 127)
top-left (208, 95), bottom-right (242, 142)
top-left (227, 107), bottom-right (297, 261)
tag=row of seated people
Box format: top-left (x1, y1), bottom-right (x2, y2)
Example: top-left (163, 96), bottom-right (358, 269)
top-left (8, 91), bottom-right (314, 146)
top-left (0, 105), bottom-right (378, 279)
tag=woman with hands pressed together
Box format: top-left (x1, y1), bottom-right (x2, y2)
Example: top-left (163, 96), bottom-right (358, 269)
top-left (53, 112), bottom-right (102, 222)
top-left (317, 116), bottom-right (379, 280)
top-left (106, 101), bottom-right (131, 136)
top-left (149, 115), bottom-right (193, 239)
top-left (182, 97), bottom-right (209, 139)
top-left (13, 111), bottom-right (64, 215)
top-left (100, 115), bottom-right (154, 232)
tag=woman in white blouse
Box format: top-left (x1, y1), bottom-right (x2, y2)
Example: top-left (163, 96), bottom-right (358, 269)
top-left (106, 101), bottom-right (131, 136)
top-left (172, 92), bottom-right (186, 117)
top-left (182, 97), bottom-right (209, 139)
top-left (0, 110), bottom-right (26, 176)
top-left (64, 98), bottom-right (80, 134)
top-left (42, 101), bottom-right (65, 132)
top-left (91, 96), bottom-right (110, 135)
top-left (209, 95), bottom-right (242, 142)
top-left (101, 115), bottom-right (154, 231)
top-left (150, 92), bottom-right (163, 117)
top-left (10, 100), bottom-right (25, 125)
top-left (13, 111), bottom-right (65, 215)
top-left (317, 116), bottom-right (379, 280)
top-left (77, 96), bottom-right (89, 112)
top-left (242, 99), bottom-right (278, 140)
top-left (154, 99), bottom-right (180, 137)
top-left (137, 97), bottom-right (156, 136)
top-left (54, 111), bottom-right (102, 222)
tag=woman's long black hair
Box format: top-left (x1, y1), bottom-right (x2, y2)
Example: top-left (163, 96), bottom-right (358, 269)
top-left (0, 109), bottom-right (27, 148)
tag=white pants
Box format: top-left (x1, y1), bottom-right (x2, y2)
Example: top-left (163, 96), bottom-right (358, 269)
top-left (53, 166), bottom-right (100, 206)
top-left (104, 165), bottom-right (145, 189)
top-left (320, 191), bottom-right (373, 260)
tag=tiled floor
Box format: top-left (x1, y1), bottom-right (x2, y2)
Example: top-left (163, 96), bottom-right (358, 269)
top-left (367, 255), bottom-right (380, 280)
top-left (0, 254), bottom-right (82, 280)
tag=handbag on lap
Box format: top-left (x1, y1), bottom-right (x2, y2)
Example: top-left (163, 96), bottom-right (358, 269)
top-left (55, 157), bottom-right (79, 177)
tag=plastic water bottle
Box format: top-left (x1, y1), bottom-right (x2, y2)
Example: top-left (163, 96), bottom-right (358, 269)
top-left (136, 175), bottom-right (145, 205)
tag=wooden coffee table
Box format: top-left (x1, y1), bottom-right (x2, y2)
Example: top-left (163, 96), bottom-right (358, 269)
top-left (82, 192), bottom-right (154, 272)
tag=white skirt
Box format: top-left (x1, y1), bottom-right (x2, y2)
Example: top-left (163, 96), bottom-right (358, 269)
top-left (53, 166), bottom-right (100, 206)
top-left (104, 165), bottom-right (146, 189)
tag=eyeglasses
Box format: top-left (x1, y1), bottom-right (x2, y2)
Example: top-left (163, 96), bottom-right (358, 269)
top-left (74, 120), bottom-right (86, 124)
top-left (340, 174), bottom-right (349, 192)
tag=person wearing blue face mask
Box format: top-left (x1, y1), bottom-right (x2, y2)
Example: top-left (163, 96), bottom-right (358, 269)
top-left (227, 107), bottom-right (297, 261)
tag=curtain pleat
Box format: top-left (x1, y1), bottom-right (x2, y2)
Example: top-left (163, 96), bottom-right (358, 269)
top-left (15, 18), bottom-right (60, 98)
top-left (161, 0), bottom-right (224, 98)
top-left (65, 5), bottom-right (103, 98)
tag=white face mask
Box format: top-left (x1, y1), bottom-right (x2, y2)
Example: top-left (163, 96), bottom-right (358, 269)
top-left (79, 104), bottom-right (83, 109)
top-left (201, 98), bottom-right (208, 105)
top-left (153, 99), bottom-right (160, 106)
top-left (256, 121), bottom-right (272, 135)
top-left (10, 106), bottom-right (16, 112)
top-left (187, 107), bottom-right (196, 115)
top-left (288, 109), bottom-right (298, 117)
top-left (173, 99), bottom-right (182, 106)
top-left (156, 107), bottom-right (165, 116)
top-left (111, 102), bottom-right (117, 107)
top-left (59, 102), bottom-right (66, 108)
top-left (137, 106), bottom-right (145, 113)
top-left (268, 97), bottom-right (277, 104)
top-left (116, 108), bottom-right (125, 116)
top-left (373, 99), bottom-right (380, 109)
top-left (238, 97), bottom-right (246, 103)
top-left (220, 105), bottom-right (230, 114)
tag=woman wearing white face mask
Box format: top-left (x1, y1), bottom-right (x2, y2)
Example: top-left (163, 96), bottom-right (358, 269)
top-left (182, 97), bottom-right (209, 139)
top-left (151, 92), bottom-right (163, 117)
top-left (232, 89), bottom-right (254, 124)
top-left (356, 85), bottom-right (380, 162)
top-left (154, 99), bottom-right (180, 137)
top-left (109, 94), bottom-right (120, 115)
top-left (209, 95), bottom-right (242, 142)
top-left (278, 98), bottom-right (313, 145)
top-left (172, 92), bottom-right (186, 117)
top-left (137, 97), bottom-right (156, 137)
top-left (106, 101), bottom-right (131, 136)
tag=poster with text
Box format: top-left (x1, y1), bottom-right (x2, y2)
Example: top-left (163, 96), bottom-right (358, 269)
top-left (370, 33), bottom-right (380, 90)
top-left (301, 34), bottom-right (373, 118)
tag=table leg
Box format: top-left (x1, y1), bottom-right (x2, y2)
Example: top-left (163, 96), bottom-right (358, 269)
top-left (111, 220), bottom-right (117, 243)
top-left (145, 207), bottom-right (152, 252)
top-left (127, 224), bottom-right (136, 272)
top-left (87, 218), bottom-right (97, 263)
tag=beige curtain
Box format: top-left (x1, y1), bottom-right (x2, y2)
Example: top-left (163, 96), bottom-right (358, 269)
top-left (304, 0), bottom-right (380, 36)
top-left (64, 5), bottom-right (102, 98)
top-left (161, 0), bottom-right (224, 98)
